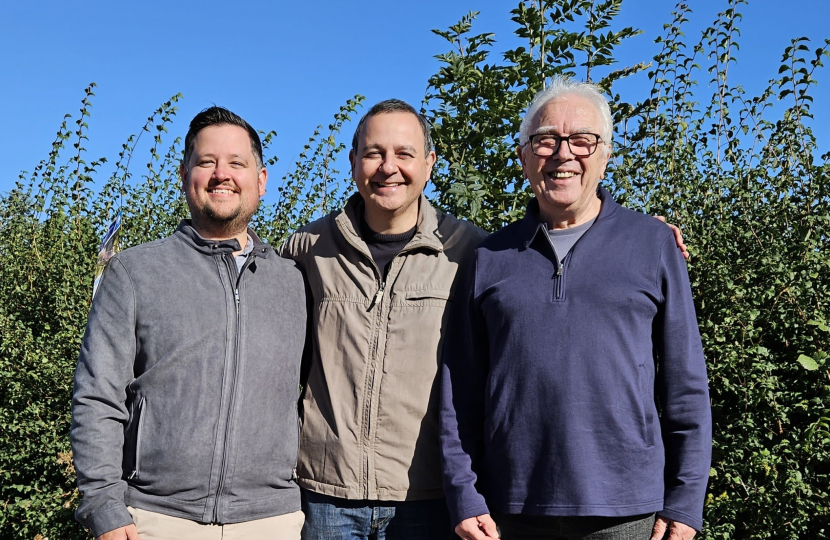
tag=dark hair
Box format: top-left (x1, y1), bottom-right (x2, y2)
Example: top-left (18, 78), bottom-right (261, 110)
top-left (350, 99), bottom-right (434, 156)
top-left (182, 106), bottom-right (263, 170)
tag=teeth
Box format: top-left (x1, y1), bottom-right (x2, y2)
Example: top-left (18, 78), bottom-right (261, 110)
top-left (551, 171), bottom-right (577, 178)
top-left (209, 189), bottom-right (234, 194)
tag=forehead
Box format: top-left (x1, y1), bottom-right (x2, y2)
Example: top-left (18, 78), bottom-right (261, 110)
top-left (191, 124), bottom-right (253, 154)
top-left (530, 94), bottom-right (602, 134)
top-left (359, 111), bottom-right (425, 148)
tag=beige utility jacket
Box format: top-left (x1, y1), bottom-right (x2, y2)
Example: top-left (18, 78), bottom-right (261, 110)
top-left (280, 194), bottom-right (486, 501)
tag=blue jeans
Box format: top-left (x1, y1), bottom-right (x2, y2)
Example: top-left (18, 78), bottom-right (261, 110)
top-left (301, 489), bottom-right (455, 540)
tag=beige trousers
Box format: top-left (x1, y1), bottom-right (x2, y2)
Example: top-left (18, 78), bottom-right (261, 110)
top-left (127, 506), bottom-right (303, 540)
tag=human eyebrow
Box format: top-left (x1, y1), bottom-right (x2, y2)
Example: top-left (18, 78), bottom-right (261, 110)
top-left (194, 153), bottom-right (217, 163)
top-left (362, 144), bottom-right (384, 153)
top-left (533, 126), bottom-right (560, 135)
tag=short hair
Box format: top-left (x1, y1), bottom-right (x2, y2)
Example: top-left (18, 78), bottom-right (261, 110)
top-left (519, 76), bottom-right (613, 155)
top-left (183, 106), bottom-right (264, 170)
top-left (351, 99), bottom-right (434, 157)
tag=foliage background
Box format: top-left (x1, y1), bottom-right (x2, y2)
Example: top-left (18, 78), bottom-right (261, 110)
top-left (1, 0), bottom-right (827, 538)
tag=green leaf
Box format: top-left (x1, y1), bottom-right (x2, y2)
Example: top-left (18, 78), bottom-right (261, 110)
top-left (797, 355), bottom-right (819, 371)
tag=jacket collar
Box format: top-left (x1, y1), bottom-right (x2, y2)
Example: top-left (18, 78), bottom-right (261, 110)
top-left (335, 193), bottom-right (445, 254)
top-left (521, 185), bottom-right (619, 249)
top-left (174, 220), bottom-right (271, 259)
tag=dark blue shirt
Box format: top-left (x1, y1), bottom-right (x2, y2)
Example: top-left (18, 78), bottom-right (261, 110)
top-left (439, 187), bottom-right (711, 531)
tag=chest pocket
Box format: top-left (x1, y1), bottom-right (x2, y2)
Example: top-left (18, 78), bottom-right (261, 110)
top-left (400, 289), bottom-right (451, 307)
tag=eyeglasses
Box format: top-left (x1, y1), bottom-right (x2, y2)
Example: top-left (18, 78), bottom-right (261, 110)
top-left (527, 133), bottom-right (603, 157)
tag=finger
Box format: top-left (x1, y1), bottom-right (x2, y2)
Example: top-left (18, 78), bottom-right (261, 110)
top-left (668, 521), bottom-right (696, 540)
top-left (650, 516), bottom-right (669, 540)
top-left (456, 522), bottom-right (487, 540)
top-left (125, 524), bottom-right (141, 540)
top-left (655, 216), bottom-right (666, 222)
top-left (478, 514), bottom-right (499, 538)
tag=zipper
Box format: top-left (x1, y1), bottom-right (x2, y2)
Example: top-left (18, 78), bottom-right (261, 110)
top-left (363, 272), bottom-right (385, 498)
top-left (292, 404), bottom-right (300, 483)
top-left (213, 253), bottom-right (247, 522)
top-left (127, 396), bottom-right (146, 480)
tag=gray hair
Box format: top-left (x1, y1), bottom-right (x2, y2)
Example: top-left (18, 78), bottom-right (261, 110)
top-left (351, 99), bottom-right (434, 157)
top-left (519, 76), bottom-right (613, 155)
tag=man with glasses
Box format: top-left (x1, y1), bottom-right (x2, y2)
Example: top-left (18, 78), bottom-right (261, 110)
top-left (440, 77), bottom-right (711, 540)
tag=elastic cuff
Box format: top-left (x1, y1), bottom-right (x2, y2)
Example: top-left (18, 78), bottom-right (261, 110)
top-left (657, 508), bottom-right (702, 532)
top-left (82, 503), bottom-right (134, 538)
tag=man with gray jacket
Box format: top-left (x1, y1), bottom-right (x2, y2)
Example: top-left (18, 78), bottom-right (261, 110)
top-left (71, 107), bottom-right (307, 540)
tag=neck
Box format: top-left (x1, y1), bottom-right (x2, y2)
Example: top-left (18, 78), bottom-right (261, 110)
top-left (542, 195), bottom-right (601, 230)
top-left (363, 204), bottom-right (420, 235)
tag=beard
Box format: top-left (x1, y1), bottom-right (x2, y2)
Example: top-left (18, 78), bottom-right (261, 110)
top-left (189, 199), bottom-right (259, 239)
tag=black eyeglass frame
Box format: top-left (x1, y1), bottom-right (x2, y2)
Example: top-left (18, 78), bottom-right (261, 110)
top-left (526, 132), bottom-right (604, 157)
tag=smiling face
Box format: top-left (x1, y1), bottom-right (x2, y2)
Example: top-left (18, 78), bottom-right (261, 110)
top-left (517, 94), bottom-right (610, 228)
top-left (180, 124), bottom-right (267, 241)
top-left (350, 111), bottom-right (436, 234)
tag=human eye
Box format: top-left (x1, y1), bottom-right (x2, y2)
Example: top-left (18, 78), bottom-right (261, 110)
top-left (534, 134), bottom-right (558, 146)
top-left (569, 134), bottom-right (595, 147)
top-left (197, 158), bottom-right (215, 167)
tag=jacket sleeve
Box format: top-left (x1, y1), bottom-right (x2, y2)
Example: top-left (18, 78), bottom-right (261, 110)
top-left (654, 237), bottom-right (712, 532)
top-left (70, 258), bottom-right (137, 537)
top-left (277, 231), bottom-right (303, 264)
top-left (439, 253), bottom-right (491, 527)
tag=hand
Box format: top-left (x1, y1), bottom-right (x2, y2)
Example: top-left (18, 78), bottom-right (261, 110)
top-left (655, 216), bottom-right (689, 260)
top-left (455, 514), bottom-right (500, 539)
top-left (97, 524), bottom-right (140, 540)
top-left (650, 516), bottom-right (696, 540)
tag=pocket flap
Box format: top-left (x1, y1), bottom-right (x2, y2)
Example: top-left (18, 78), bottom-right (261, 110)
top-left (404, 289), bottom-right (451, 301)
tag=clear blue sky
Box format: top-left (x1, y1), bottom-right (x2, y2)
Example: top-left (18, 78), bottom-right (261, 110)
top-left (1, 0), bottom-right (828, 203)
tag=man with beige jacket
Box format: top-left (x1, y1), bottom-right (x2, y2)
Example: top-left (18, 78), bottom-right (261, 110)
top-left (280, 99), bottom-right (485, 539)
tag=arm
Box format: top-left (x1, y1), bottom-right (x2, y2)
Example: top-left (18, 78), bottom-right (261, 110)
top-left (653, 237), bottom-right (712, 532)
top-left (439, 255), bottom-right (492, 529)
top-left (276, 231), bottom-right (303, 263)
top-left (70, 258), bottom-right (137, 537)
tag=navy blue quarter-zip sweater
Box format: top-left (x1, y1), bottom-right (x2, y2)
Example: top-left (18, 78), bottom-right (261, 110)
top-left (439, 187), bottom-right (711, 531)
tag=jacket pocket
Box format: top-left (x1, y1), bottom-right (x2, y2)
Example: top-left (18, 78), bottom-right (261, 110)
top-left (638, 365), bottom-right (655, 448)
top-left (402, 289), bottom-right (451, 305)
top-left (127, 397), bottom-right (146, 480)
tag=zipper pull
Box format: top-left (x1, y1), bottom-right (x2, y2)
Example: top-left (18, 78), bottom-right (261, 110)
top-left (556, 265), bottom-right (563, 276)
top-left (234, 288), bottom-right (240, 313)
top-left (368, 283), bottom-right (386, 311)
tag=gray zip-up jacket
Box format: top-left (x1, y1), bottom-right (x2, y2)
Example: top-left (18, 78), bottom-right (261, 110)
top-left (280, 194), bottom-right (486, 501)
top-left (71, 221), bottom-right (307, 537)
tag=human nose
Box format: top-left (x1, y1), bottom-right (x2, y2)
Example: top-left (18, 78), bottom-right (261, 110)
top-left (212, 161), bottom-right (233, 181)
top-left (378, 155), bottom-right (399, 175)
